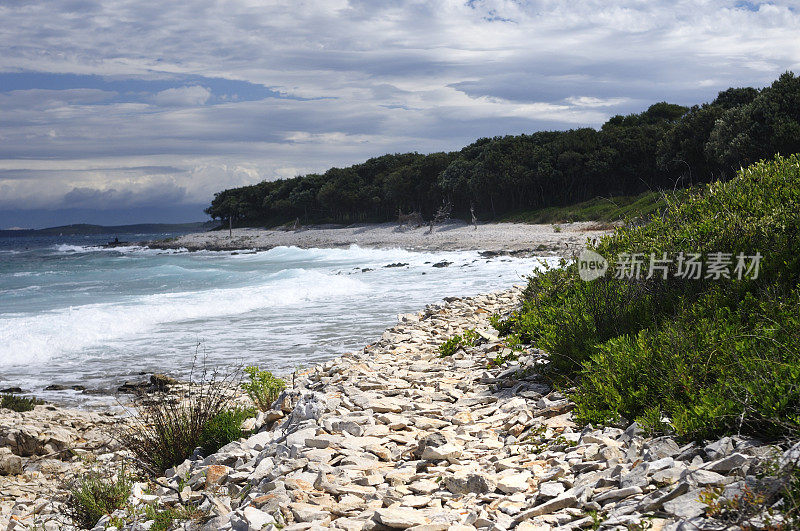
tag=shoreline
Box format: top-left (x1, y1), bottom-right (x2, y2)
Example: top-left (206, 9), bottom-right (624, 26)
top-left (145, 220), bottom-right (613, 254)
top-left (2, 286), bottom-right (789, 530)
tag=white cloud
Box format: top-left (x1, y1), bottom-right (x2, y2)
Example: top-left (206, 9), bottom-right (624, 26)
top-left (152, 85), bottom-right (211, 106)
top-left (565, 96), bottom-right (630, 108)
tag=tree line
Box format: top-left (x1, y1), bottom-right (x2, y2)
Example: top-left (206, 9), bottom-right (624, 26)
top-left (205, 72), bottom-right (800, 226)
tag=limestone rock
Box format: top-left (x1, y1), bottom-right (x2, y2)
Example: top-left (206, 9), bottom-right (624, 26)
top-left (444, 474), bottom-right (495, 494)
top-left (374, 507), bottom-right (428, 528)
top-left (496, 472), bottom-right (531, 494)
top-left (0, 448), bottom-right (22, 476)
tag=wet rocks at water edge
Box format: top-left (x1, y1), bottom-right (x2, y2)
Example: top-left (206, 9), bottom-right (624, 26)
top-left (1, 287), bottom-right (796, 530)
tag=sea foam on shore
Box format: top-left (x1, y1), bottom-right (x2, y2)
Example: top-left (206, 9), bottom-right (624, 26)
top-left (0, 241), bottom-right (555, 406)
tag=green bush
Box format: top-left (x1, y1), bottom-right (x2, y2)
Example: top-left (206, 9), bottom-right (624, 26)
top-left (0, 394), bottom-right (43, 412)
top-left (198, 407), bottom-right (257, 456)
top-left (66, 468), bottom-right (132, 529)
top-left (438, 328), bottom-right (480, 357)
top-left (242, 366), bottom-right (286, 411)
top-left (500, 154), bottom-right (800, 439)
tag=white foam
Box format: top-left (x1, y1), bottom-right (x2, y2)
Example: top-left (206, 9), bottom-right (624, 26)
top-left (253, 244), bottom-right (479, 268)
top-left (50, 243), bottom-right (170, 255)
top-left (52, 244), bottom-right (100, 253)
top-left (0, 268), bottom-right (367, 367)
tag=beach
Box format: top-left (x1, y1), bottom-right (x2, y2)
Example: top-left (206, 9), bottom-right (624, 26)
top-left (2, 287), bottom-right (786, 530)
top-left (147, 221), bottom-right (612, 254)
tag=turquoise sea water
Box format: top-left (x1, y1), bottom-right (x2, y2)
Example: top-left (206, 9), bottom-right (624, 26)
top-left (0, 234), bottom-right (551, 406)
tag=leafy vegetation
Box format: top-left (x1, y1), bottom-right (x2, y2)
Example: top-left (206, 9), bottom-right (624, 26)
top-left (198, 407), bottom-right (256, 456)
top-left (487, 333), bottom-right (524, 368)
top-left (698, 454), bottom-right (800, 529)
top-left (121, 367), bottom-right (244, 475)
top-left (496, 154), bottom-right (800, 440)
top-left (0, 393), bottom-right (43, 412)
top-left (501, 190), bottom-right (667, 224)
top-left (438, 329), bottom-right (480, 357)
top-left (242, 366), bottom-right (286, 411)
top-left (66, 467), bottom-right (132, 529)
top-left (206, 73), bottom-right (800, 228)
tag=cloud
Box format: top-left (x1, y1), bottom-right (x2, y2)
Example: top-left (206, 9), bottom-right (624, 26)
top-left (0, 0), bottom-right (798, 221)
top-left (152, 85), bottom-right (212, 107)
top-left (63, 182), bottom-right (188, 208)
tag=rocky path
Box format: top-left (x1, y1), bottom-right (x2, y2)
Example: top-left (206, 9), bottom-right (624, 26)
top-left (2, 288), bottom-right (795, 530)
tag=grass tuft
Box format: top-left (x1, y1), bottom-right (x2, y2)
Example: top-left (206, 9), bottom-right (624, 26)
top-left (120, 362), bottom-right (247, 476)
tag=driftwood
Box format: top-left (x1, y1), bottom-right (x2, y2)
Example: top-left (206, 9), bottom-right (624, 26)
top-left (397, 209), bottom-right (423, 228)
top-left (433, 200), bottom-right (452, 224)
top-left (427, 200), bottom-right (453, 234)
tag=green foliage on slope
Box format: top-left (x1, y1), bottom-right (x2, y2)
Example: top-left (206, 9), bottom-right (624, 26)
top-left (500, 190), bottom-right (668, 224)
top-left (495, 154), bottom-right (800, 440)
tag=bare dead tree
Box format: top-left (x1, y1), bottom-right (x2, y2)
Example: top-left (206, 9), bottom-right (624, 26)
top-left (470, 203), bottom-right (478, 230)
top-left (397, 209), bottom-right (424, 228)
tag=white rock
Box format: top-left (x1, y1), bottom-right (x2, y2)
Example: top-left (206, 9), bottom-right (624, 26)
top-left (243, 506), bottom-right (275, 530)
top-left (497, 473), bottom-right (531, 494)
top-left (374, 507), bottom-right (428, 527)
top-left (421, 443), bottom-right (462, 461)
top-left (536, 481), bottom-right (565, 499)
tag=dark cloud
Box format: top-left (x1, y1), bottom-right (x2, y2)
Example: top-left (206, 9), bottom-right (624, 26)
top-left (62, 183), bottom-right (187, 209)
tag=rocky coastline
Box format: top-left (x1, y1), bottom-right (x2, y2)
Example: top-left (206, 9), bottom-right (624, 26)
top-left (1, 287), bottom-right (796, 530)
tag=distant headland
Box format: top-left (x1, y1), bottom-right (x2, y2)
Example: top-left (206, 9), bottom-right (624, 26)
top-left (0, 221), bottom-right (218, 238)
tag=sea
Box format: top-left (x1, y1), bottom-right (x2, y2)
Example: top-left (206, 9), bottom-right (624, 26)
top-left (0, 233), bottom-right (552, 407)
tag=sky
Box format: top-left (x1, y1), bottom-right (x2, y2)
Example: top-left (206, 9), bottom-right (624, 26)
top-left (1, 0), bottom-right (799, 228)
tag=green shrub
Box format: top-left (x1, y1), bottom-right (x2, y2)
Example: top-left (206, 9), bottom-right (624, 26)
top-left (497, 264), bottom-right (680, 375)
top-left (697, 453), bottom-right (800, 528)
top-left (66, 468), bottom-right (132, 529)
top-left (198, 407), bottom-right (257, 456)
top-left (488, 333), bottom-right (523, 368)
top-left (462, 328), bottom-right (480, 345)
top-left (242, 366), bottom-right (286, 411)
top-left (438, 328), bottom-right (480, 357)
top-left (0, 394), bottom-right (43, 412)
top-left (501, 154), bottom-right (800, 440)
